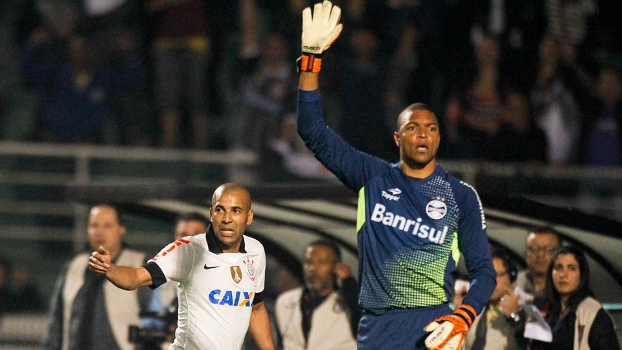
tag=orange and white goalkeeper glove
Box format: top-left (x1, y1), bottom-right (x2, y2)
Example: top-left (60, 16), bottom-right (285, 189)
top-left (424, 304), bottom-right (476, 350)
top-left (298, 0), bottom-right (343, 73)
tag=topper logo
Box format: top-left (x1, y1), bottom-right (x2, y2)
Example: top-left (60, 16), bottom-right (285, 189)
top-left (382, 188), bottom-right (402, 201)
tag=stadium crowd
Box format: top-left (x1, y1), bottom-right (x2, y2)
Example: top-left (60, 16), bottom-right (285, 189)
top-left (0, 0), bottom-right (620, 167)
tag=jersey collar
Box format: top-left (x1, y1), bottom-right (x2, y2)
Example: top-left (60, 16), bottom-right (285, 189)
top-left (205, 224), bottom-right (247, 254)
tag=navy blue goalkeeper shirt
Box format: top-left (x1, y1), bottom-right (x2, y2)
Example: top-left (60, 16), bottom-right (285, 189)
top-left (297, 89), bottom-right (495, 315)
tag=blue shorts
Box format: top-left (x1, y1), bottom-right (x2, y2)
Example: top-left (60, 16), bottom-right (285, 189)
top-left (357, 304), bottom-right (452, 350)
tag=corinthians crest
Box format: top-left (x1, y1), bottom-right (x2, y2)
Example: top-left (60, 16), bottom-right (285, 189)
top-left (243, 257), bottom-right (256, 281)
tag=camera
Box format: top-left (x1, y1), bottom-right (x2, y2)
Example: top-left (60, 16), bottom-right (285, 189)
top-left (129, 306), bottom-right (177, 350)
top-left (129, 325), bottom-right (171, 349)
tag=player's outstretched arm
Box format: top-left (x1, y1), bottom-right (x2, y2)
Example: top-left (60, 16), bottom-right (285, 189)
top-left (249, 301), bottom-right (276, 350)
top-left (88, 246), bottom-right (153, 290)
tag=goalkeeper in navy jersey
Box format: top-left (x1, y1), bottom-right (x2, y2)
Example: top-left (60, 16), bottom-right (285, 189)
top-left (295, 2), bottom-right (496, 350)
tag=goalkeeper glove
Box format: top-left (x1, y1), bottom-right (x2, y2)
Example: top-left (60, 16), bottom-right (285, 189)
top-left (424, 304), bottom-right (476, 350)
top-left (298, 0), bottom-right (343, 73)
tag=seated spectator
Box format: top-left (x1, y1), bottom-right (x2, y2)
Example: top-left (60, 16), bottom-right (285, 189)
top-left (463, 248), bottom-right (529, 349)
top-left (9, 266), bottom-right (44, 313)
top-left (0, 257), bottom-right (44, 313)
top-left (531, 246), bottom-right (620, 350)
top-left (275, 240), bottom-right (359, 350)
top-left (515, 227), bottom-right (561, 314)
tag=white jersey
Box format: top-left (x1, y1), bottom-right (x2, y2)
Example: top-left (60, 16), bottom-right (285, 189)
top-left (148, 230), bottom-right (266, 350)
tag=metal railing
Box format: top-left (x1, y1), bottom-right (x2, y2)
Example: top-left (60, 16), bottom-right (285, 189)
top-left (1, 140), bottom-right (622, 248)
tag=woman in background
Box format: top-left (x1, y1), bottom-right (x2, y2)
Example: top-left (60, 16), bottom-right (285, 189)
top-left (532, 246), bottom-right (620, 350)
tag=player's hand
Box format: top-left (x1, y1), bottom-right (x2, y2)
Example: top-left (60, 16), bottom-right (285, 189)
top-left (302, 0), bottom-right (342, 54)
top-left (499, 288), bottom-right (520, 317)
top-left (424, 304), bottom-right (476, 350)
top-left (334, 262), bottom-right (352, 280)
top-left (88, 246), bottom-right (112, 274)
top-left (298, 0), bottom-right (343, 73)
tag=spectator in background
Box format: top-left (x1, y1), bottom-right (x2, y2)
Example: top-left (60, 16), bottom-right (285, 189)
top-left (580, 61), bottom-right (622, 166)
top-left (78, 0), bottom-right (143, 70)
top-left (444, 34), bottom-right (506, 160)
top-left (231, 0), bottom-right (298, 165)
top-left (515, 227), bottom-right (561, 314)
top-left (0, 256), bottom-right (12, 314)
top-left (265, 114), bottom-right (335, 182)
top-left (0, 0), bottom-right (41, 141)
top-left (147, 0), bottom-right (211, 149)
top-left (544, 0), bottom-right (597, 50)
top-left (173, 211), bottom-right (209, 240)
top-left (531, 246), bottom-right (620, 350)
top-left (20, 27), bottom-right (142, 144)
top-left (489, 89), bottom-right (548, 163)
top-left (42, 204), bottom-right (152, 350)
top-left (384, 23), bottom-right (420, 130)
top-left (463, 248), bottom-right (528, 350)
top-left (465, 0), bottom-right (546, 92)
top-left (275, 240), bottom-right (359, 350)
top-left (0, 257), bottom-right (44, 313)
top-left (9, 265), bottom-right (44, 313)
top-left (530, 34), bottom-right (582, 165)
top-left (576, 59), bottom-right (622, 220)
top-left (339, 25), bottom-right (395, 161)
top-left (78, 0), bottom-right (152, 146)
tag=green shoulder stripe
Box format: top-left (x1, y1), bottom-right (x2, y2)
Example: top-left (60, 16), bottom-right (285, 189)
top-left (357, 187), bottom-right (366, 232)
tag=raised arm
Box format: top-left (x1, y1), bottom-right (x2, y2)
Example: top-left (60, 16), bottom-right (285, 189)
top-left (88, 246), bottom-right (153, 290)
top-left (249, 301), bottom-right (276, 350)
top-left (299, 71), bottom-right (319, 91)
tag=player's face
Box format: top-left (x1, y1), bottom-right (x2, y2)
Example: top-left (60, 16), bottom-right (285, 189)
top-left (525, 233), bottom-right (559, 275)
top-left (552, 253), bottom-right (581, 298)
top-left (394, 109), bottom-right (440, 169)
top-left (303, 245), bottom-right (337, 296)
top-left (490, 257), bottom-right (512, 303)
top-left (210, 190), bottom-right (253, 253)
top-left (175, 220), bottom-right (207, 240)
top-left (87, 205), bottom-right (125, 256)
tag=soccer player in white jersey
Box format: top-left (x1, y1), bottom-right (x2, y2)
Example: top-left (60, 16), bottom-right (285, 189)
top-left (88, 183), bottom-right (276, 350)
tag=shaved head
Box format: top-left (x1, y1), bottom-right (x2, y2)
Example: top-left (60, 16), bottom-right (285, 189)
top-left (212, 183), bottom-right (252, 210)
top-left (396, 103), bottom-right (437, 131)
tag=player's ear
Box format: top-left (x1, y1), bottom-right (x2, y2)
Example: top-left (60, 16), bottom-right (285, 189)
top-left (246, 209), bottom-right (254, 225)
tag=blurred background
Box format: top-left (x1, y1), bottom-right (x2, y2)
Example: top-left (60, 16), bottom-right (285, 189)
top-left (1, 0), bottom-right (621, 348)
